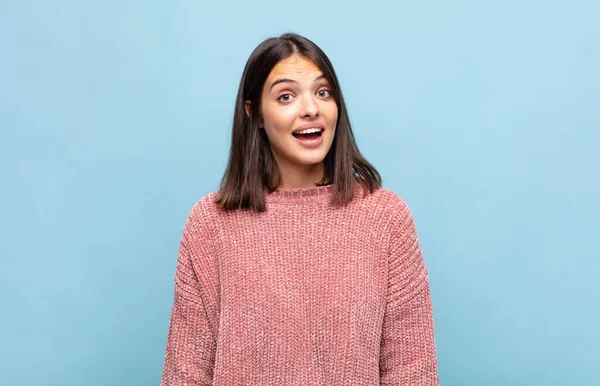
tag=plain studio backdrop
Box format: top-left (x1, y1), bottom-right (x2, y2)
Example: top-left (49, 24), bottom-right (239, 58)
top-left (1, 1), bottom-right (598, 385)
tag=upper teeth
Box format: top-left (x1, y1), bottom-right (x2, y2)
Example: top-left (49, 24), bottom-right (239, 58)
top-left (294, 128), bottom-right (322, 134)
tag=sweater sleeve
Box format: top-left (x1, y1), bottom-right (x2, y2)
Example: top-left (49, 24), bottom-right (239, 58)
top-left (379, 198), bottom-right (440, 385)
top-left (160, 202), bottom-right (218, 386)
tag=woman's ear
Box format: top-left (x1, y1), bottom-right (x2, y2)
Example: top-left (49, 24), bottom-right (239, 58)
top-left (244, 100), bottom-right (251, 118)
top-left (245, 100), bottom-right (263, 128)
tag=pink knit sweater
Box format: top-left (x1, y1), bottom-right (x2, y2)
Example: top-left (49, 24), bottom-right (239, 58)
top-left (160, 182), bottom-right (439, 385)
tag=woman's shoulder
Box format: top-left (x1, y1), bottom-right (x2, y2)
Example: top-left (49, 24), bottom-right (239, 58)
top-left (195, 191), bottom-right (221, 210)
top-left (364, 185), bottom-right (411, 216)
top-left (181, 191), bottom-right (223, 227)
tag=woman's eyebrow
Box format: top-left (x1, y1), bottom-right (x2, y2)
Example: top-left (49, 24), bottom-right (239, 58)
top-left (269, 74), bottom-right (326, 91)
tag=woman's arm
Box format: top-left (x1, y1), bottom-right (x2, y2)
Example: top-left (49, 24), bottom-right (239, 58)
top-left (380, 198), bottom-right (440, 385)
top-left (160, 202), bottom-right (218, 386)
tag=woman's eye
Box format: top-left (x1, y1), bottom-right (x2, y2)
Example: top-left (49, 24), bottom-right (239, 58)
top-left (277, 94), bottom-right (293, 102)
top-left (318, 89), bottom-right (332, 98)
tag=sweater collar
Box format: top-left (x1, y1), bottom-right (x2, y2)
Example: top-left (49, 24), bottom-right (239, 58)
top-left (263, 183), bottom-right (334, 203)
top-left (262, 180), bottom-right (365, 205)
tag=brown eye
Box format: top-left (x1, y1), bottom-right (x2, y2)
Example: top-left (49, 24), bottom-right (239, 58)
top-left (277, 94), bottom-right (292, 102)
top-left (318, 89), bottom-right (332, 98)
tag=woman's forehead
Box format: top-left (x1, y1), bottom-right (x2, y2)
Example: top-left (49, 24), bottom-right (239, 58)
top-left (267, 55), bottom-right (323, 81)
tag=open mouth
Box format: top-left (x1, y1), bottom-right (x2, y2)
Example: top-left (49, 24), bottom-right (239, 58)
top-left (292, 128), bottom-right (323, 140)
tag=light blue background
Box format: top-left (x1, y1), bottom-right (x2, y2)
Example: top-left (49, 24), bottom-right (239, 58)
top-left (1, 1), bottom-right (598, 385)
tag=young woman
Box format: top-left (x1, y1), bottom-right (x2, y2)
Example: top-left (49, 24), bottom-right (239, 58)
top-left (160, 33), bottom-right (440, 385)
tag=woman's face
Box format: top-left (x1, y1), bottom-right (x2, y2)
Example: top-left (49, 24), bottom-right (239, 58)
top-left (247, 54), bottom-right (338, 185)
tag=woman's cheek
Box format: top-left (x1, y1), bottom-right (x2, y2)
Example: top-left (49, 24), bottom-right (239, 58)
top-left (275, 107), bottom-right (297, 130)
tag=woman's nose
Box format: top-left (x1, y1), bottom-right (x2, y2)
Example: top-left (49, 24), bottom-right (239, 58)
top-left (300, 94), bottom-right (319, 118)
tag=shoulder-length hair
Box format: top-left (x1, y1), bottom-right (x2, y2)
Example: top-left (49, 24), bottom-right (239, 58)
top-left (215, 33), bottom-right (382, 212)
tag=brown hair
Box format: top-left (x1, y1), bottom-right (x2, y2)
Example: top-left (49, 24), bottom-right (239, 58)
top-left (216, 33), bottom-right (382, 212)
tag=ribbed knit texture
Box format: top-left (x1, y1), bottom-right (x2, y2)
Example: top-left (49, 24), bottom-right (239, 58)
top-left (160, 182), bottom-right (439, 385)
